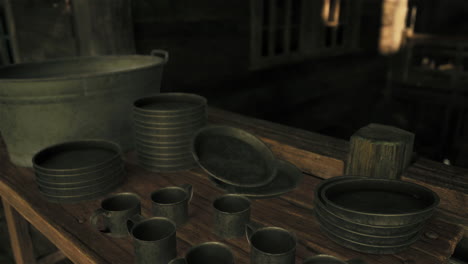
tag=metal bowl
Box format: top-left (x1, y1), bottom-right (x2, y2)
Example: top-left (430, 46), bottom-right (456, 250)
top-left (32, 140), bottom-right (122, 175)
top-left (134, 131), bottom-right (194, 144)
top-left (314, 176), bottom-right (426, 236)
top-left (138, 160), bottom-right (197, 172)
top-left (320, 178), bottom-right (440, 226)
top-left (319, 222), bottom-right (420, 254)
top-left (36, 164), bottom-right (124, 186)
top-left (314, 209), bottom-right (422, 246)
top-left (38, 170), bottom-right (125, 196)
top-left (134, 121), bottom-right (205, 135)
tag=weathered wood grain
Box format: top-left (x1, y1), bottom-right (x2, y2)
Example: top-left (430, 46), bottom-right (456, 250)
top-left (207, 107), bottom-right (468, 236)
top-left (346, 123), bottom-right (415, 179)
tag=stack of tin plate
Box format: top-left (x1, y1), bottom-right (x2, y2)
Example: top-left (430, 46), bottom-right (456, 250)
top-left (32, 140), bottom-right (125, 203)
top-left (313, 176), bottom-right (440, 254)
top-left (133, 93), bottom-right (207, 172)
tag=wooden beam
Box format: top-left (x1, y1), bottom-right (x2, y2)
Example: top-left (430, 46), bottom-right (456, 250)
top-left (2, 199), bottom-right (36, 264)
top-left (37, 251), bottom-right (66, 264)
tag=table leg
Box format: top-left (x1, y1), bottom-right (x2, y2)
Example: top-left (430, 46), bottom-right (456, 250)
top-left (2, 198), bottom-right (37, 264)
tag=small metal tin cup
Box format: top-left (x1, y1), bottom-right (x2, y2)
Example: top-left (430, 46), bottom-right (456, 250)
top-left (90, 192), bottom-right (141, 238)
top-left (213, 194), bottom-right (251, 238)
top-left (127, 215), bottom-right (177, 264)
top-left (151, 184), bottom-right (193, 227)
top-left (246, 222), bottom-right (297, 264)
top-left (303, 255), bottom-right (367, 264)
top-left (168, 242), bottom-right (235, 264)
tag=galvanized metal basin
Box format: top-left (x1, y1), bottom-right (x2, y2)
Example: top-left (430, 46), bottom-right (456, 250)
top-left (0, 50), bottom-right (168, 167)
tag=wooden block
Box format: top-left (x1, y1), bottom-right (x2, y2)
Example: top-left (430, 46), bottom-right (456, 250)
top-left (346, 123), bottom-right (415, 179)
top-left (2, 199), bottom-right (37, 264)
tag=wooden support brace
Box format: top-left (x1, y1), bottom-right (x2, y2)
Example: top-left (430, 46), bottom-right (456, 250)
top-left (346, 123), bottom-right (415, 179)
top-left (2, 199), bottom-right (37, 264)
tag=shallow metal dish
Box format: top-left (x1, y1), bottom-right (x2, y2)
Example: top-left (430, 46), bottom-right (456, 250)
top-left (320, 178), bottom-right (440, 226)
top-left (38, 171), bottom-right (124, 196)
top-left (319, 222), bottom-right (420, 254)
top-left (314, 176), bottom-right (426, 236)
top-left (209, 160), bottom-right (302, 199)
top-left (134, 121), bottom-right (205, 135)
top-left (192, 125), bottom-right (277, 187)
top-left (133, 93), bottom-right (207, 116)
top-left (32, 140), bottom-right (122, 175)
top-left (314, 209), bottom-right (422, 246)
top-left (39, 177), bottom-right (124, 203)
top-left (36, 165), bottom-right (124, 187)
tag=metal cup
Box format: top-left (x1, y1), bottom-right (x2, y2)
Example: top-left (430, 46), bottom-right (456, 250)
top-left (246, 222), bottom-right (297, 264)
top-left (213, 194), bottom-right (251, 238)
top-left (151, 184), bottom-right (193, 227)
top-left (127, 215), bottom-right (177, 264)
top-left (168, 242), bottom-right (235, 264)
top-left (303, 255), bottom-right (367, 264)
top-left (90, 192), bottom-right (141, 237)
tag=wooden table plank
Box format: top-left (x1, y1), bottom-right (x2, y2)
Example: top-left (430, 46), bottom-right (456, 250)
top-left (2, 199), bottom-right (37, 264)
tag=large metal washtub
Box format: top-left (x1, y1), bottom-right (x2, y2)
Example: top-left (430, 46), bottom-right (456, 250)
top-left (0, 50), bottom-right (168, 167)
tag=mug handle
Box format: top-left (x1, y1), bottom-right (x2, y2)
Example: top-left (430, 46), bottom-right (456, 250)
top-left (150, 49), bottom-right (169, 64)
top-left (180, 184), bottom-right (193, 203)
top-left (126, 214), bottom-right (145, 235)
top-left (90, 208), bottom-right (111, 234)
top-left (168, 258), bottom-right (187, 264)
top-left (245, 221), bottom-right (264, 245)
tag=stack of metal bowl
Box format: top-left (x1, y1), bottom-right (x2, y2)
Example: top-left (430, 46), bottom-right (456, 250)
top-left (133, 93), bottom-right (207, 172)
top-left (32, 140), bottom-right (125, 203)
top-left (313, 176), bottom-right (440, 254)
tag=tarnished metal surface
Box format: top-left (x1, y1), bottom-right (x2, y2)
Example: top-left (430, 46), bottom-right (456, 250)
top-left (209, 160), bottom-right (303, 199)
top-left (0, 52), bottom-right (168, 167)
top-left (192, 125), bottom-right (277, 188)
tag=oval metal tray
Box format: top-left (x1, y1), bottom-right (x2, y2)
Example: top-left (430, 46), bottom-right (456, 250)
top-left (209, 160), bottom-right (302, 199)
top-left (320, 178), bottom-right (440, 226)
top-left (192, 125), bottom-right (277, 187)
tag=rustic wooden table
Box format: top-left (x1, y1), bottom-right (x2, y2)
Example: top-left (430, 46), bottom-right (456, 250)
top-left (0, 107), bottom-right (465, 264)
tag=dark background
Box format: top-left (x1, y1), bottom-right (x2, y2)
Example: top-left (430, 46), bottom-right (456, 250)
top-left (1, 0), bottom-right (468, 167)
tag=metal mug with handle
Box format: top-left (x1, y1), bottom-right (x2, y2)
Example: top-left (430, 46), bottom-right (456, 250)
top-left (90, 192), bottom-right (141, 238)
top-left (168, 242), bottom-right (235, 264)
top-left (303, 254), bottom-right (367, 264)
top-left (151, 183), bottom-right (193, 227)
top-left (213, 194), bottom-right (251, 238)
top-left (246, 222), bottom-right (297, 264)
top-left (127, 214), bottom-right (177, 264)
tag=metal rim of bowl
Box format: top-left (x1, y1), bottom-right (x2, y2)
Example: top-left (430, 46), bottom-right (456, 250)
top-left (135, 149), bottom-right (191, 158)
top-left (320, 178), bottom-right (440, 220)
top-left (133, 105), bottom-right (206, 118)
top-left (32, 139), bottom-right (122, 174)
top-left (38, 171), bottom-right (125, 194)
top-left (191, 125), bottom-right (278, 188)
top-left (39, 177), bottom-right (124, 203)
top-left (133, 93), bottom-right (207, 115)
top-left (35, 165), bottom-right (124, 186)
top-left (134, 128), bottom-right (196, 138)
top-left (34, 156), bottom-right (123, 177)
top-left (314, 208), bottom-right (423, 242)
top-left (138, 159), bottom-right (197, 171)
top-left (134, 137), bottom-right (192, 147)
top-left (314, 176), bottom-right (428, 230)
top-left (137, 152), bottom-right (195, 162)
top-left (133, 121), bottom-right (205, 133)
top-left (133, 115), bottom-right (206, 127)
top-left (319, 223), bottom-right (420, 254)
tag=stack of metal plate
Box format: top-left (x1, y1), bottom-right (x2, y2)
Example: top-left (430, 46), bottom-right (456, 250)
top-left (32, 140), bottom-right (125, 203)
top-left (313, 176), bottom-right (440, 254)
top-left (133, 93), bottom-right (207, 172)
